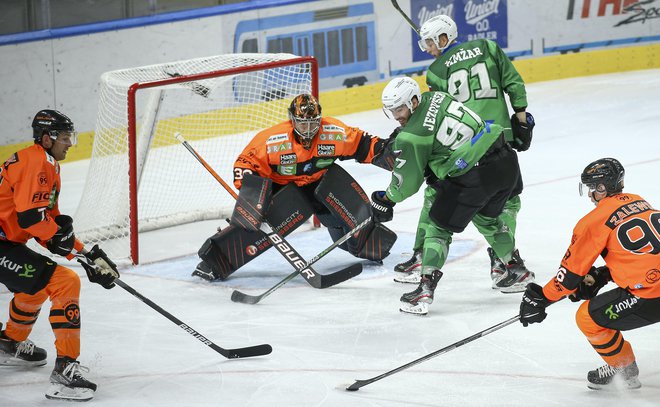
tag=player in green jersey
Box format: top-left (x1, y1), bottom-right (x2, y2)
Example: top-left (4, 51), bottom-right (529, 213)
top-left (393, 14), bottom-right (535, 292)
top-left (370, 77), bottom-right (530, 315)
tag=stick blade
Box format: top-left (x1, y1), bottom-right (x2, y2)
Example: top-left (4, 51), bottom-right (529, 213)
top-left (317, 263), bottom-right (363, 289)
top-left (230, 289), bottom-right (261, 305)
top-left (345, 380), bottom-right (367, 391)
top-left (225, 344), bottom-right (273, 359)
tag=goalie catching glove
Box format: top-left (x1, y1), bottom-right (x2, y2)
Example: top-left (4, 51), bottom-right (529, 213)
top-left (76, 245), bottom-right (120, 289)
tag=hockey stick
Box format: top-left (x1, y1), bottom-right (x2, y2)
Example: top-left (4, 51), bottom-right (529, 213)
top-left (231, 217), bottom-right (372, 304)
top-left (175, 133), bottom-right (363, 290)
top-left (346, 315), bottom-right (520, 391)
top-left (114, 279), bottom-right (272, 359)
top-left (391, 0), bottom-right (420, 35)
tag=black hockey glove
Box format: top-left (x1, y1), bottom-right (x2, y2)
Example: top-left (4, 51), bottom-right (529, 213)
top-left (46, 215), bottom-right (76, 257)
top-left (77, 245), bottom-right (120, 289)
top-left (372, 128), bottom-right (402, 171)
top-left (569, 266), bottom-right (611, 302)
top-left (519, 283), bottom-right (551, 327)
top-left (371, 191), bottom-right (395, 223)
top-left (510, 112), bottom-right (535, 152)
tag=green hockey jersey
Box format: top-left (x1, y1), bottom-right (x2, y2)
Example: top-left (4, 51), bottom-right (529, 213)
top-left (425, 39), bottom-right (527, 141)
top-left (385, 91), bottom-right (503, 203)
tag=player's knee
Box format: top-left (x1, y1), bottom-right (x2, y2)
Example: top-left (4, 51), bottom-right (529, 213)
top-left (53, 265), bottom-right (81, 294)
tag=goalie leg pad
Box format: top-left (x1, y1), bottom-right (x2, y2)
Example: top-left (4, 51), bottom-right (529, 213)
top-left (314, 164), bottom-right (373, 255)
top-left (197, 184), bottom-right (314, 280)
top-left (354, 223), bottom-right (397, 261)
top-left (229, 173), bottom-right (273, 231)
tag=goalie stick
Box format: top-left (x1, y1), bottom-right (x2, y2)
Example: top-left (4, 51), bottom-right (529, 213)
top-left (114, 279), bottom-right (272, 359)
top-left (345, 315), bottom-right (519, 391)
top-left (231, 217), bottom-right (372, 304)
top-left (391, 0), bottom-right (420, 35)
top-left (175, 133), bottom-right (363, 291)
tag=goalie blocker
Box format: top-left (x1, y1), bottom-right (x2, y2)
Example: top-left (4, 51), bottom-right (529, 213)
top-left (195, 165), bottom-right (397, 281)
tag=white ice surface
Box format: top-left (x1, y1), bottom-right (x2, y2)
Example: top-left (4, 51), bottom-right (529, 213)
top-left (1, 69), bottom-right (660, 406)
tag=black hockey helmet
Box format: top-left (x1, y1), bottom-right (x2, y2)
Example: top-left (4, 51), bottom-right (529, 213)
top-left (288, 94), bottom-right (321, 149)
top-left (579, 158), bottom-right (625, 196)
top-left (32, 109), bottom-right (76, 143)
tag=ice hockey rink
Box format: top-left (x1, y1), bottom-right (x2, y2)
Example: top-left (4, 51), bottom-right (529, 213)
top-left (1, 69), bottom-right (660, 406)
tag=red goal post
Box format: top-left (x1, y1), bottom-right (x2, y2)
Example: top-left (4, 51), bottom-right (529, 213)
top-left (74, 54), bottom-right (318, 264)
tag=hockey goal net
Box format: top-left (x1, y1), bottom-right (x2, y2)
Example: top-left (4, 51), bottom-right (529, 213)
top-left (74, 53), bottom-right (318, 264)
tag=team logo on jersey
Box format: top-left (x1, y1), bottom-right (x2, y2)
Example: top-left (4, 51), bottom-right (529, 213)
top-left (266, 133), bottom-right (288, 144)
top-left (38, 172), bottom-right (48, 186)
top-left (267, 142), bottom-right (292, 153)
top-left (278, 165), bottom-right (296, 175)
top-left (31, 191), bottom-right (50, 203)
top-left (245, 245), bottom-right (258, 256)
top-left (303, 163), bottom-right (313, 173)
top-left (316, 158), bottom-right (334, 169)
top-left (318, 133), bottom-right (345, 142)
top-left (646, 269), bottom-right (660, 284)
top-left (322, 124), bottom-right (344, 132)
top-left (64, 303), bottom-right (81, 325)
top-left (280, 153), bottom-right (297, 165)
top-left (317, 144), bottom-right (335, 156)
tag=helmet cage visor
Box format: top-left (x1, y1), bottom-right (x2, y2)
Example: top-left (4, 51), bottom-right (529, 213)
top-left (48, 129), bottom-right (78, 146)
top-left (292, 115), bottom-right (321, 141)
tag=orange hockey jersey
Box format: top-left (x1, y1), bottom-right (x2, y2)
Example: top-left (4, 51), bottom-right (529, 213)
top-left (543, 193), bottom-right (660, 301)
top-left (233, 117), bottom-right (381, 189)
top-left (0, 143), bottom-right (82, 253)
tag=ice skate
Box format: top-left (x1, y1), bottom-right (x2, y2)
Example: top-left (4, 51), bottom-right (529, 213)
top-left (0, 330), bottom-right (47, 367)
top-left (192, 260), bottom-right (220, 282)
top-left (495, 250), bottom-right (535, 293)
top-left (45, 357), bottom-right (97, 402)
top-left (487, 247), bottom-right (506, 289)
top-left (394, 249), bottom-right (422, 284)
top-left (587, 361), bottom-right (641, 390)
top-left (399, 269), bottom-right (443, 315)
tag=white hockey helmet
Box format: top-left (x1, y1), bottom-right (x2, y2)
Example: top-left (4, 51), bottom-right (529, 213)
top-left (418, 15), bottom-right (458, 52)
top-left (382, 76), bottom-right (422, 115)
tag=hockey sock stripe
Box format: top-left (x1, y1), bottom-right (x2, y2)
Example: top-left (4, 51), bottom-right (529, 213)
top-left (591, 331), bottom-right (621, 350)
top-left (9, 315), bottom-right (37, 325)
top-left (10, 299), bottom-right (41, 318)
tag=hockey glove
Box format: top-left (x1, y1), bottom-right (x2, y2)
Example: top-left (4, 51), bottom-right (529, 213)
top-left (569, 266), bottom-right (611, 302)
top-left (77, 245), bottom-right (120, 289)
top-left (372, 128), bottom-right (402, 171)
top-left (519, 283), bottom-right (551, 327)
top-left (46, 215), bottom-right (76, 257)
top-left (510, 112), bottom-right (535, 152)
top-left (371, 191), bottom-right (394, 223)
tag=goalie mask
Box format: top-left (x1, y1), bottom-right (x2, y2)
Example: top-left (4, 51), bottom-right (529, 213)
top-left (418, 15), bottom-right (458, 53)
top-left (289, 94), bottom-right (322, 150)
top-left (32, 109), bottom-right (78, 146)
top-left (579, 158), bottom-right (625, 199)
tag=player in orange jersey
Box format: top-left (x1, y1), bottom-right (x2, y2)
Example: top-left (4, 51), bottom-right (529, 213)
top-left (0, 110), bottom-right (119, 402)
top-left (194, 94), bottom-right (398, 281)
top-left (519, 158), bottom-right (660, 390)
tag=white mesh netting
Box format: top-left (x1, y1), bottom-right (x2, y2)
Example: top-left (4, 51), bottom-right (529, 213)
top-left (74, 53), bottom-right (314, 262)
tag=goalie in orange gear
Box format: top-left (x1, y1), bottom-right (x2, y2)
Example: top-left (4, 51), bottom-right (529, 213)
top-left (194, 94), bottom-right (399, 281)
top-left (0, 110), bottom-right (119, 402)
top-left (519, 158), bottom-right (660, 391)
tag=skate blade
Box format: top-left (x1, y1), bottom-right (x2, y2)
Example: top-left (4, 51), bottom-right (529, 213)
top-left (393, 273), bottom-right (421, 284)
top-left (45, 383), bottom-right (95, 402)
top-left (0, 357), bottom-right (47, 367)
top-left (399, 302), bottom-right (428, 316)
